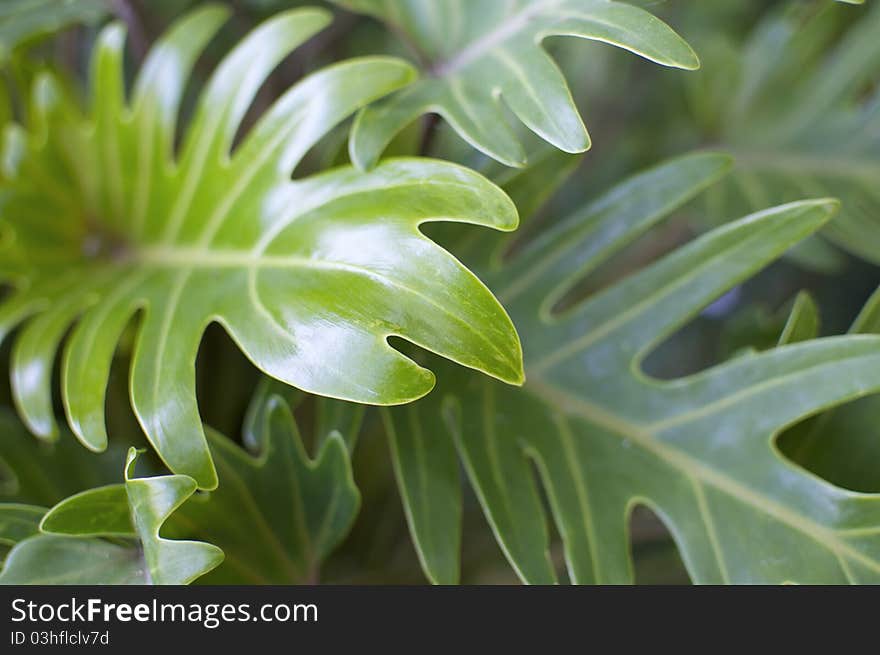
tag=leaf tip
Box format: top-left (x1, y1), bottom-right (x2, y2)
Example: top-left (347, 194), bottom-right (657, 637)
top-left (806, 197), bottom-right (842, 224)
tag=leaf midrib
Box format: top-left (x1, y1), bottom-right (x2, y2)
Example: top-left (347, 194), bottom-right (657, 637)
top-left (525, 375), bottom-right (880, 577)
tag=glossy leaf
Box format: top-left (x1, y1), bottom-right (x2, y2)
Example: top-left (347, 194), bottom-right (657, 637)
top-left (388, 153), bottom-right (880, 584)
top-left (697, 2), bottom-right (880, 264)
top-left (332, 0), bottom-right (698, 168)
top-left (0, 384), bottom-right (361, 584)
top-left (0, 449), bottom-right (223, 584)
top-left (0, 0), bottom-right (108, 60)
top-left (169, 382), bottom-right (361, 584)
top-left (382, 148), bottom-right (581, 584)
top-left (0, 6), bottom-right (524, 490)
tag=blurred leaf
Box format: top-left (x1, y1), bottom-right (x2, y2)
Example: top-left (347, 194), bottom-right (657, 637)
top-left (0, 6), bottom-right (523, 491)
top-left (0, 448), bottom-right (223, 584)
top-left (0, 0), bottom-right (109, 61)
top-left (332, 0), bottom-right (698, 168)
top-left (697, 2), bottom-right (880, 265)
top-left (0, 536), bottom-right (151, 584)
top-left (0, 504), bottom-right (44, 564)
top-left (0, 409), bottom-right (130, 505)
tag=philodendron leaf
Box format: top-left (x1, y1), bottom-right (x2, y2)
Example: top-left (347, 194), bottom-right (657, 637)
top-left (331, 0), bottom-right (698, 168)
top-left (388, 152), bottom-right (880, 584)
top-left (383, 147), bottom-right (582, 585)
top-left (0, 448), bottom-right (223, 585)
top-left (697, 2), bottom-right (880, 265)
top-left (0, 0), bottom-right (109, 61)
top-left (777, 292), bottom-right (820, 347)
top-left (0, 6), bottom-right (524, 490)
top-left (168, 382), bottom-right (361, 584)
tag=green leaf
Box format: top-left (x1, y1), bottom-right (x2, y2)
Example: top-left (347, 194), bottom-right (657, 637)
top-left (0, 448), bottom-right (223, 584)
top-left (40, 484), bottom-right (132, 537)
top-left (332, 0), bottom-right (698, 168)
top-left (698, 2), bottom-right (880, 264)
top-left (168, 382), bottom-right (361, 584)
top-left (0, 536), bottom-right (151, 584)
top-left (0, 409), bottom-right (131, 505)
top-left (0, 78), bottom-right (10, 128)
top-left (389, 152), bottom-right (880, 584)
top-left (381, 397), bottom-right (462, 585)
top-left (0, 6), bottom-right (524, 490)
top-left (0, 0), bottom-right (109, 61)
top-left (381, 148), bottom-right (581, 585)
top-left (777, 291), bottom-right (820, 346)
top-left (0, 384), bottom-right (360, 584)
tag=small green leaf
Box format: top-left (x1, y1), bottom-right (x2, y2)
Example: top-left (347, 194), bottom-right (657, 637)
top-left (0, 0), bottom-right (109, 61)
top-left (1, 449), bottom-right (223, 585)
top-left (333, 0), bottom-right (698, 168)
top-left (39, 484), bottom-right (131, 537)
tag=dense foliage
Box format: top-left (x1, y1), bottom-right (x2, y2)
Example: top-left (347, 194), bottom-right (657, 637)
top-left (1, 0), bottom-right (878, 585)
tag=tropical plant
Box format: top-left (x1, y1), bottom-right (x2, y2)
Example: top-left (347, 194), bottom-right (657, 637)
top-left (1, 0), bottom-right (879, 586)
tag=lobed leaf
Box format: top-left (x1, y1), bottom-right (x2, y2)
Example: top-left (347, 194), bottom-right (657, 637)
top-left (387, 153), bottom-right (880, 584)
top-left (0, 449), bottom-right (222, 584)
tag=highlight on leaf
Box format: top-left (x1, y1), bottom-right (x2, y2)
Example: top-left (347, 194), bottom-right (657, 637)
top-left (0, 5), bottom-right (525, 490)
top-left (384, 152), bottom-right (880, 585)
